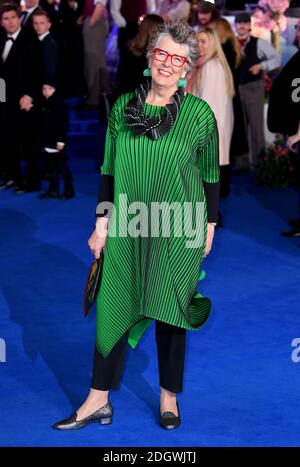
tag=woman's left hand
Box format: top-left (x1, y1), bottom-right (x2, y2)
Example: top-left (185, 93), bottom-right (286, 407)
top-left (204, 223), bottom-right (215, 257)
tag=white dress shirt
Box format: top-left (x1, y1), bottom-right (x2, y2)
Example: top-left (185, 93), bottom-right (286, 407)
top-left (110, 0), bottom-right (156, 28)
top-left (21, 6), bottom-right (39, 24)
top-left (38, 31), bottom-right (50, 41)
top-left (2, 28), bottom-right (21, 62)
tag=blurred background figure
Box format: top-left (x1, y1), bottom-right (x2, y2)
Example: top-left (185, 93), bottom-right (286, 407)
top-left (194, 0), bottom-right (219, 31)
top-left (37, 80), bottom-right (75, 200)
top-left (80, 0), bottom-right (109, 110)
top-left (294, 19), bottom-right (300, 50)
top-left (32, 8), bottom-right (59, 85)
top-left (214, 16), bottom-right (248, 178)
top-left (267, 50), bottom-right (300, 240)
top-left (59, 0), bottom-right (85, 98)
top-left (20, 0), bottom-right (39, 32)
top-left (235, 11), bottom-right (280, 171)
top-left (117, 13), bottom-right (164, 94)
top-left (155, 0), bottom-right (191, 21)
top-left (110, 0), bottom-right (155, 93)
top-left (187, 26), bottom-right (235, 226)
top-left (0, 2), bottom-right (42, 193)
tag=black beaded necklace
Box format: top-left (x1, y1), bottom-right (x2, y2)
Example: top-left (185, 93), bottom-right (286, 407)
top-left (124, 79), bottom-right (185, 140)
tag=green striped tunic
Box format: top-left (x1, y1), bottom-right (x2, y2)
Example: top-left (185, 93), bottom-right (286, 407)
top-left (96, 92), bottom-right (219, 358)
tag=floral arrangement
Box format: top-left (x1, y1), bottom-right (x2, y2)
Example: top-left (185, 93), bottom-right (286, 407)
top-left (254, 137), bottom-right (295, 188)
top-left (252, 0), bottom-right (290, 33)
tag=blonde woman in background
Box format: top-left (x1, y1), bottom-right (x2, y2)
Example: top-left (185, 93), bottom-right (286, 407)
top-left (214, 17), bottom-right (249, 187)
top-left (187, 27), bottom-right (234, 225)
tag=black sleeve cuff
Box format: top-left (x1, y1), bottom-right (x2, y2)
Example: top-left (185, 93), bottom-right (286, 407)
top-left (96, 174), bottom-right (114, 218)
top-left (203, 181), bottom-right (220, 223)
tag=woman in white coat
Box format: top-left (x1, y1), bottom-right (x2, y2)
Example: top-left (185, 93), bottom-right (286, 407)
top-left (187, 27), bottom-right (234, 225)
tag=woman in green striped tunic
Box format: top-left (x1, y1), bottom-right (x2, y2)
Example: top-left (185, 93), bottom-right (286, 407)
top-left (53, 19), bottom-right (220, 431)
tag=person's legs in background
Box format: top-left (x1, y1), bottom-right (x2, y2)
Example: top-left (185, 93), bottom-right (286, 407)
top-left (56, 149), bottom-right (75, 198)
top-left (15, 110), bottom-right (41, 193)
top-left (39, 151), bottom-right (60, 198)
top-left (239, 80), bottom-right (265, 170)
top-left (82, 16), bottom-right (109, 109)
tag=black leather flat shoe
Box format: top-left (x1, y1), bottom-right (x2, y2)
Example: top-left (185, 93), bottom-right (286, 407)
top-left (159, 401), bottom-right (180, 430)
top-left (52, 402), bottom-right (113, 430)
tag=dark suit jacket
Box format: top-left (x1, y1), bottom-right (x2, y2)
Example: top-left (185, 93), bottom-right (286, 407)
top-left (0, 27), bottom-right (41, 109)
top-left (37, 93), bottom-right (69, 149)
top-left (20, 7), bottom-right (40, 33)
top-left (268, 50), bottom-right (300, 136)
top-left (39, 33), bottom-right (58, 84)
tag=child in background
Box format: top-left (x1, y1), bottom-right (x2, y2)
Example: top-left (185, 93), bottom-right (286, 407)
top-left (38, 80), bottom-right (75, 199)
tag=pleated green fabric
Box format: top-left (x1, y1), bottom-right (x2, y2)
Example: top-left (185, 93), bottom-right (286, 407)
top-left (96, 92), bottom-right (219, 358)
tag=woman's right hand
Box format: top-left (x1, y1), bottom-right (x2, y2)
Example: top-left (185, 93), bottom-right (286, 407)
top-left (88, 218), bottom-right (108, 259)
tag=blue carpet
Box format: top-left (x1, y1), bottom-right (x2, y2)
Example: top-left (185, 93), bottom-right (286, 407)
top-left (0, 113), bottom-right (300, 446)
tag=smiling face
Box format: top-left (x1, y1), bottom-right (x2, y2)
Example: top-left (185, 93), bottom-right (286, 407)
top-left (198, 32), bottom-right (209, 57)
top-left (149, 36), bottom-right (189, 91)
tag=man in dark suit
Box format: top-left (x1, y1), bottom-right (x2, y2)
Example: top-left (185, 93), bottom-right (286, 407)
top-left (268, 51), bottom-right (300, 239)
top-left (0, 2), bottom-right (41, 191)
top-left (32, 8), bottom-right (58, 84)
top-left (20, 0), bottom-right (40, 31)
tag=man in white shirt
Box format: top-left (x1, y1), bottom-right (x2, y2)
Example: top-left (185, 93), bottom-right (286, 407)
top-left (20, 0), bottom-right (40, 30)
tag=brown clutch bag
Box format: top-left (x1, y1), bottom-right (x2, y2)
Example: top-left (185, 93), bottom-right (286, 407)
top-left (83, 250), bottom-right (104, 316)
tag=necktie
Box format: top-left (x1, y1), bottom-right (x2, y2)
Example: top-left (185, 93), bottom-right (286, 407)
top-left (21, 11), bottom-right (28, 25)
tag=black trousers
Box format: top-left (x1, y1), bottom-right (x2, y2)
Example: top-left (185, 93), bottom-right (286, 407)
top-left (43, 149), bottom-right (74, 193)
top-left (91, 320), bottom-right (187, 393)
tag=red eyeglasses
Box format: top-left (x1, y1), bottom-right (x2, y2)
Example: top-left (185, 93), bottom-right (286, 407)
top-left (153, 48), bottom-right (188, 68)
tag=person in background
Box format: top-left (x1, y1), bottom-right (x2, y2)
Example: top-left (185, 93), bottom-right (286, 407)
top-left (59, 0), bottom-right (85, 97)
top-left (267, 51), bottom-right (300, 240)
top-left (214, 16), bottom-right (248, 181)
top-left (0, 2), bottom-right (41, 193)
top-left (79, 0), bottom-right (109, 110)
top-left (110, 0), bottom-right (155, 91)
top-left (39, 0), bottom-right (63, 42)
top-left (155, 0), bottom-right (191, 22)
top-left (193, 0), bottom-right (219, 32)
top-left (294, 19), bottom-right (300, 50)
top-left (20, 0), bottom-right (40, 31)
top-left (37, 80), bottom-right (75, 199)
top-left (32, 8), bottom-right (58, 84)
top-left (235, 11), bottom-right (280, 171)
top-left (187, 26), bottom-right (234, 227)
top-left (117, 13), bottom-right (164, 94)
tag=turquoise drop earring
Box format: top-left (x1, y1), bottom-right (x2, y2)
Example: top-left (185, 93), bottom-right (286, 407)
top-left (178, 78), bottom-right (187, 88)
top-left (143, 68), bottom-right (152, 77)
